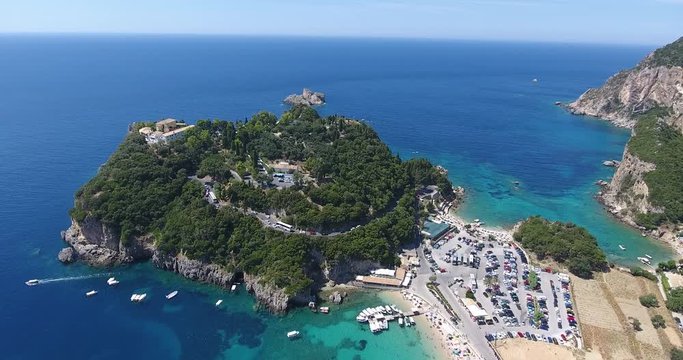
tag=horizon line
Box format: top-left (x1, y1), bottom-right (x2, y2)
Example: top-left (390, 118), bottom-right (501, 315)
top-left (0, 31), bottom-right (665, 47)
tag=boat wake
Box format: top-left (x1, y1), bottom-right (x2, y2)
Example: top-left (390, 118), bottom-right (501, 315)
top-left (30, 273), bottom-right (112, 285)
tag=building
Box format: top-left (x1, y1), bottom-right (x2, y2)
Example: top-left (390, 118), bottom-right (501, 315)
top-left (142, 119), bottom-right (195, 144)
top-left (272, 161), bottom-right (299, 173)
top-left (155, 118), bottom-right (178, 133)
top-left (421, 219), bottom-right (450, 240)
top-left (356, 267), bottom-right (408, 288)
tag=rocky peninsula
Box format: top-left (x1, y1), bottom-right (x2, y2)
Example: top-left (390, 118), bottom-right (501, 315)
top-left (566, 36), bottom-right (683, 250)
top-left (59, 105), bottom-right (455, 312)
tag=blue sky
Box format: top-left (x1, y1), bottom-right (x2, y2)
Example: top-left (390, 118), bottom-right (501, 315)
top-left (1, 0), bottom-right (682, 44)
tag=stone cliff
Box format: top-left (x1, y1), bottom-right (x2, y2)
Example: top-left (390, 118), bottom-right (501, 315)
top-left (60, 218), bottom-right (379, 313)
top-left (567, 36), bottom-right (683, 244)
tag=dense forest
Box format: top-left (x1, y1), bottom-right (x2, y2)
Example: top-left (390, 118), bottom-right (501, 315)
top-left (513, 216), bottom-right (608, 278)
top-left (627, 108), bottom-right (683, 229)
top-left (71, 106), bottom-right (453, 294)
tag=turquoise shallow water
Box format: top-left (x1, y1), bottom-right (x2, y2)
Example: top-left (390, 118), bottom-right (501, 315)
top-left (0, 35), bottom-right (674, 359)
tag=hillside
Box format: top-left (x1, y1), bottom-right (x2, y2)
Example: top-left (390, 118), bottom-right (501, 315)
top-left (566, 37), bottom-right (683, 245)
top-left (62, 106), bottom-right (455, 311)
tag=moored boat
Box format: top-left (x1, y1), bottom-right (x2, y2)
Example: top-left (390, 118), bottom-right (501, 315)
top-left (166, 290), bottom-right (178, 300)
top-left (398, 317), bottom-right (404, 327)
top-left (86, 290), bottom-right (98, 297)
top-left (231, 284), bottom-right (237, 292)
top-left (618, 245), bottom-right (625, 251)
top-left (25, 279), bottom-right (39, 286)
top-left (319, 306), bottom-right (330, 314)
top-left (215, 299), bottom-right (223, 307)
top-left (107, 277), bottom-right (120, 286)
top-left (287, 330), bottom-right (300, 339)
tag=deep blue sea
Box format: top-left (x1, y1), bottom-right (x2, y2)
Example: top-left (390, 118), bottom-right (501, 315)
top-left (0, 35), bottom-right (674, 359)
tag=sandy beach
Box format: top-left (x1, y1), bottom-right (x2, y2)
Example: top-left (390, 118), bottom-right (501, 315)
top-left (380, 290), bottom-right (481, 359)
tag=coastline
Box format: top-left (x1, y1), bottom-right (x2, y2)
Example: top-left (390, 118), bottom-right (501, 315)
top-left (378, 290), bottom-right (455, 360)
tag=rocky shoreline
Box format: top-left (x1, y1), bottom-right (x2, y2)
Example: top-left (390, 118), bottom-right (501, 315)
top-left (58, 216), bottom-right (384, 312)
top-left (565, 41), bottom-right (683, 256)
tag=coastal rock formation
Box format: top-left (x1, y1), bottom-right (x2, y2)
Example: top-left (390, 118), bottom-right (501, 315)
top-left (57, 247), bottom-right (77, 264)
top-left (152, 251), bottom-right (236, 288)
top-left (329, 291), bottom-right (345, 304)
top-left (567, 36), bottom-right (683, 245)
top-left (244, 273), bottom-right (292, 313)
top-left (284, 88), bottom-right (325, 106)
top-left (61, 217), bottom-right (153, 267)
top-left (597, 151), bottom-right (657, 227)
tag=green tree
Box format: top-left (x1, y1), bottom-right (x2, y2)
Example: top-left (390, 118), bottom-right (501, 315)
top-left (652, 314), bottom-right (666, 329)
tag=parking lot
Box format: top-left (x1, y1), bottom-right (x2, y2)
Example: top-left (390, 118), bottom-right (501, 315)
top-left (423, 229), bottom-right (580, 347)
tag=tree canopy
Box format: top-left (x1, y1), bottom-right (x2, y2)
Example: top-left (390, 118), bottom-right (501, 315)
top-left (513, 216), bottom-right (608, 279)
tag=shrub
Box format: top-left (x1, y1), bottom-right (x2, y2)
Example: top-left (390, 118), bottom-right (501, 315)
top-left (630, 267), bottom-right (658, 282)
top-left (651, 314), bottom-right (666, 329)
top-left (639, 294), bottom-right (659, 308)
top-left (672, 347), bottom-right (683, 360)
top-left (631, 318), bottom-right (642, 331)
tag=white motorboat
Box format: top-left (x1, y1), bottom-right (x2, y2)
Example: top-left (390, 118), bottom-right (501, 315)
top-left (130, 293), bottom-right (147, 302)
top-left (231, 284), bottom-right (237, 292)
top-left (646, 254), bottom-right (653, 259)
top-left (107, 277), bottom-right (119, 286)
top-left (215, 299), bottom-right (223, 307)
top-left (398, 317), bottom-right (404, 327)
top-left (25, 279), bottom-right (39, 286)
top-left (356, 315), bottom-right (368, 323)
top-left (86, 290), bottom-right (98, 297)
top-left (618, 245), bottom-right (626, 251)
top-left (637, 257), bottom-right (651, 265)
top-left (166, 290), bottom-right (178, 300)
top-left (319, 306), bottom-right (330, 314)
top-left (409, 316), bottom-right (416, 326)
top-left (287, 330), bottom-right (300, 339)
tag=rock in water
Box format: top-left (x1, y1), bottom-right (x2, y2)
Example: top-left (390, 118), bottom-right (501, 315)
top-left (57, 247), bottom-right (77, 264)
top-left (284, 88), bottom-right (325, 106)
top-left (329, 291), bottom-right (343, 304)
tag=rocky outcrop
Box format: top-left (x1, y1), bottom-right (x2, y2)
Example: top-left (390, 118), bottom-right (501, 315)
top-left (324, 257), bottom-right (381, 284)
top-left (328, 291), bottom-right (346, 304)
top-left (244, 273), bottom-right (292, 313)
top-left (567, 65), bottom-right (683, 129)
top-left (567, 37), bottom-right (683, 247)
top-left (597, 151), bottom-right (658, 227)
top-left (57, 247), bottom-right (77, 264)
top-left (61, 217), bottom-right (153, 267)
top-left (284, 88), bottom-right (325, 106)
top-left (152, 251), bottom-right (236, 288)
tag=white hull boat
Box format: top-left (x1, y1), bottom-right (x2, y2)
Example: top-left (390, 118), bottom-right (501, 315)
top-left (215, 300), bottom-right (223, 307)
top-left (166, 290), bottom-right (178, 300)
top-left (86, 290), bottom-right (98, 297)
top-left (287, 330), bottom-right (300, 339)
top-left (618, 245), bottom-right (625, 251)
top-left (25, 279), bottom-right (39, 286)
top-left (107, 277), bottom-right (120, 286)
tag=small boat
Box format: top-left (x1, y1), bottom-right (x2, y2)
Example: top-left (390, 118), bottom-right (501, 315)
top-left (215, 300), bottom-right (223, 307)
top-left (25, 279), bottom-right (39, 286)
top-left (356, 315), bottom-right (368, 323)
top-left (638, 257), bottom-right (651, 265)
top-left (409, 316), bottom-right (416, 326)
top-left (130, 293), bottom-right (147, 303)
top-left (532, 78), bottom-right (539, 83)
top-left (619, 245), bottom-right (626, 251)
top-left (398, 317), bottom-right (404, 327)
top-left (166, 290), bottom-right (178, 300)
top-left (319, 307), bottom-right (330, 314)
top-left (646, 254), bottom-right (652, 259)
top-left (231, 284), bottom-right (237, 292)
top-left (107, 277), bottom-right (120, 286)
top-left (86, 290), bottom-right (98, 297)
top-left (287, 330), bottom-right (300, 339)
